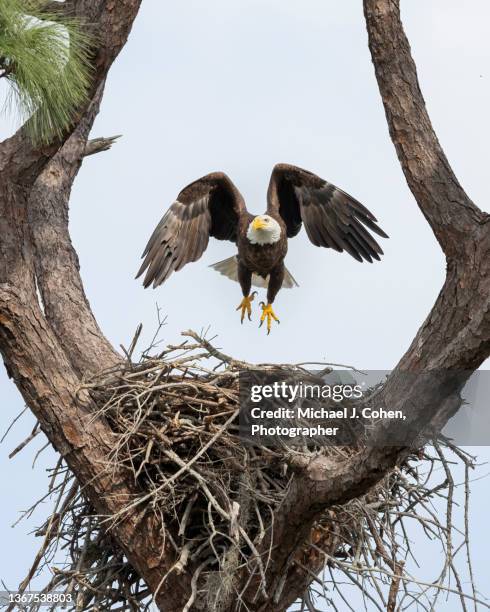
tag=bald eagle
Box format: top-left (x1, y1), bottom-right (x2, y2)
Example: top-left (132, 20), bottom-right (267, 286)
top-left (137, 164), bottom-right (388, 333)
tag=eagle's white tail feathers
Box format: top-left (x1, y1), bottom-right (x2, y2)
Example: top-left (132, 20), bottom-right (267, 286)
top-left (210, 256), bottom-right (299, 289)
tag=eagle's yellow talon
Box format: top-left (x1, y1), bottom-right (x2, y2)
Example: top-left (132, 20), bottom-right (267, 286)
top-left (259, 303), bottom-right (280, 334)
top-left (236, 292), bottom-right (256, 323)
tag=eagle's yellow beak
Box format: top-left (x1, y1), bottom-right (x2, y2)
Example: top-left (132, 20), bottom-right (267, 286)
top-left (252, 217), bottom-right (267, 231)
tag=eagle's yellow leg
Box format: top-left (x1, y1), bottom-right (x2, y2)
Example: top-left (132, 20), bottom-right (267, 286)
top-left (259, 303), bottom-right (280, 335)
top-left (236, 292), bottom-right (256, 323)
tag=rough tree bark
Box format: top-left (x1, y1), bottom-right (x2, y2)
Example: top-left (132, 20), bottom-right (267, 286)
top-left (0, 1), bottom-right (488, 611)
top-left (0, 2), bottom-right (191, 609)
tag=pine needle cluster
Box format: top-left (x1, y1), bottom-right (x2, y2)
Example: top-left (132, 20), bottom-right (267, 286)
top-left (0, 0), bottom-right (92, 144)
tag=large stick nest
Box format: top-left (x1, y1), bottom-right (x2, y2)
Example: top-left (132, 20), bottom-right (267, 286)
top-left (4, 328), bottom-right (481, 612)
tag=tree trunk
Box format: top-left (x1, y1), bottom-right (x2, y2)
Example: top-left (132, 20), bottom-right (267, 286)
top-left (0, 1), bottom-right (488, 611)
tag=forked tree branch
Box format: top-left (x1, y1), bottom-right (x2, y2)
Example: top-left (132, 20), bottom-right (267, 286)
top-left (0, 0), bottom-right (489, 611)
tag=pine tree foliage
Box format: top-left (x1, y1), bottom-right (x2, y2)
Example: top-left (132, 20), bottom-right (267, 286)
top-left (0, 0), bottom-right (92, 143)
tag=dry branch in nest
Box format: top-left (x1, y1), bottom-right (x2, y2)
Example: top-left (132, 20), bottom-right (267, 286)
top-left (3, 328), bottom-right (484, 612)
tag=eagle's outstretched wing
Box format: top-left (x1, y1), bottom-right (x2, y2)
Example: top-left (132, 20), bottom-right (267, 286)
top-left (137, 172), bottom-right (245, 288)
top-left (267, 163), bottom-right (388, 262)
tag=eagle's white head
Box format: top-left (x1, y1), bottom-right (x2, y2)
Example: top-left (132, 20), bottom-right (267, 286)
top-left (247, 215), bottom-right (281, 245)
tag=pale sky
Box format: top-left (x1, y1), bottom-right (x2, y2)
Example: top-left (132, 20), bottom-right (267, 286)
top-left (1, 1), bottom-right (489, 609)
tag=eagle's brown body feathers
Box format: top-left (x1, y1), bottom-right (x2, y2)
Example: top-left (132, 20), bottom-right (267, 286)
top-left (137, 164), bottom-right (388, 319)
top-left (235, 211), bottom-right (287, 303)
